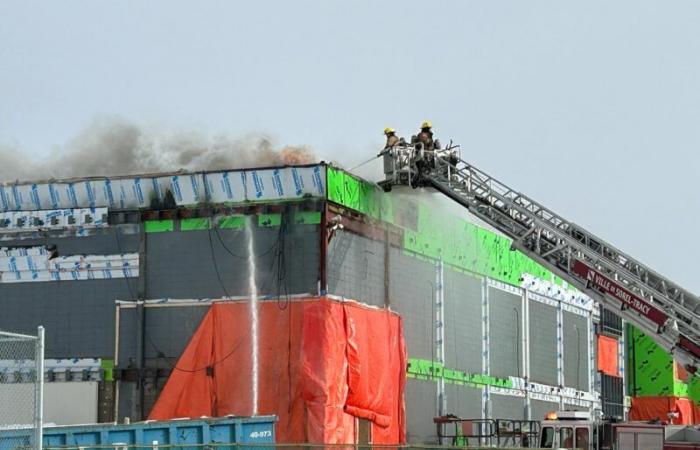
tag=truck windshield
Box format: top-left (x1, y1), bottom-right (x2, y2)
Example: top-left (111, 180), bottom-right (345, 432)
top-left (540, 426), bottom-right (554, 448)
top-left (560, 427), bottom-right (574, 448)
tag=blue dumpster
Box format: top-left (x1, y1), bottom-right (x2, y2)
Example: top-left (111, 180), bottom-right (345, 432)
top-left (0, 416), bottom-right (276, 450)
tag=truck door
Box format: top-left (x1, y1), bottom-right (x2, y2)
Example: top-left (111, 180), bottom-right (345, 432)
top-left (540, 426), bottom-right (555, 448)
top-left (575, 426), bottom-right (591, 450)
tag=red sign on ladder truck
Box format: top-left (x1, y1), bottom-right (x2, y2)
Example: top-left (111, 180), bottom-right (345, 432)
top-left (572, 260), bottom-right (700, 363)
top-left (571, 259), bottom-right (669, 327)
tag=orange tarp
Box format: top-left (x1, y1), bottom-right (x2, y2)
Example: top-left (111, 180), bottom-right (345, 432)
top-left (675, 362), bottom-right (690, 383)
top-left (597, 335), bottom-right (619, 377)
top-left (148, 296), bottom-right (407, 444)
top-left (630, 396), bottom-right (700, 425)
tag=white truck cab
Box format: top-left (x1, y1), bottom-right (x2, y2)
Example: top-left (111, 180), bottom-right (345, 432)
top-left (539, 411), bottom-right (596, 450)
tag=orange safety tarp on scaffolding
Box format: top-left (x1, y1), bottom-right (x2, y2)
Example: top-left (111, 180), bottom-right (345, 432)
top-left (630, 396), bottom-right (700, 425)
top-left (148, 296), bottom-right (407, 444)
top-left (597, 335), bottom-right (619, 377)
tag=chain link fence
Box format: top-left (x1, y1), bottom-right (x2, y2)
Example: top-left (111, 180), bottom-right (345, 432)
top-left (0, 327), bottom-right (44, 450)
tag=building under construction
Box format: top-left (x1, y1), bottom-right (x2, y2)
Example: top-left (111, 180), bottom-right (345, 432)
top-left (0, 162), bottom-right (696, 443)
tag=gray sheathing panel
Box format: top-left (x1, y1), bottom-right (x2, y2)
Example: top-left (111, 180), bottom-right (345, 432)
top-left (444, 271), bottom-right (483, 374)
top-left (117, 305), bottom-right (209, 367)
top-left (327, 230), bottom-right (386, 307)
top-left (145, 225), bottom-right (319, 299)
top-left (117, 304), bottom-right (210, 420)
top-left (445, 384), bottom-right (482, 419)
top-left (408, 383), bottom-right (481, 444)
top-left (531, 399), bottom-right (559, 422)
top-left (490, 394), bottom-right (525, 420)
top-left (405, 379), bottom-right (438, 443)
top-left (563, 311), bottom-right (589, 391)
top-left (489, 288), bottom-right (523, 379)
top-left (529, 300), bottom-right (558, 386)
top-left (0, 279), bottom-right (133, 358)
top-left (389, 249), bottom-right (435, 360)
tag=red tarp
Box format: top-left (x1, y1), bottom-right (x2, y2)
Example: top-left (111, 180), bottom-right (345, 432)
top-left (597, 335), bottom-right (619, 377)
top-left (630, 397), bottom-right (700, 425)
top-left (148, 297), bottom-right (407, 444)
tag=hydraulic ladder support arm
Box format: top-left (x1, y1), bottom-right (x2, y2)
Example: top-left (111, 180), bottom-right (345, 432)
top-left (379, 147), bottom-right (700, 371)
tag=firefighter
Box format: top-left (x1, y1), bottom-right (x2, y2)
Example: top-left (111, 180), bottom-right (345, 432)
top-left (415, 120), bottom-right (435, 150)
top-left (383, 127), bottom-right (400, 149)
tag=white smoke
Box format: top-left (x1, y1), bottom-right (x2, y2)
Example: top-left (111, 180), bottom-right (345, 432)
top-left (0, 117), bottom-right (315, 183)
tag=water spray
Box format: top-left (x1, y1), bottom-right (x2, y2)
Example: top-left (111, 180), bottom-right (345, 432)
top-left (245, 215), bottom-right (259, 416)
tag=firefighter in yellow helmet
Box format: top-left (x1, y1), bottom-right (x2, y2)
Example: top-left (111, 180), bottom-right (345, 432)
top-left (384, 127), bottom-right (400, 149)
top-left (411, 120), bottom-right (438, 150)
top-left (415, 120), bottom-right (435, 150)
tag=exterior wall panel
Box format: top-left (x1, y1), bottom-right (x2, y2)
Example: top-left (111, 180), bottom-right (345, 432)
top-left (0, 279), bottom-right (133, 357)
top-left (146, 225), bottom-right (318, 300)
top-left (444, 271), bottom-right (483, 375)
top-left (491, 394), bottom-right (526, 420)
top-left (489, 288), bottom-right (523, 379)
top-left (563, 311), bottom-right (589, 391)
top-left (405, 379), bottom-right (437, 444)
top-left (445, 384), bottom-right (482, 419)
top-left (388, 248), bottom-right (435, 360)
top-left (529, 301), bottom-right (558, 386)
top-left (327, 230), bottom-right (385, 307)
top-left (531, 399), bottom-right (559, 422)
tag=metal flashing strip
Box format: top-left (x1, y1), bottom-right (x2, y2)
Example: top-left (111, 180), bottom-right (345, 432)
top-left (531, 392), bottom-right (562, 404)
top-left (490, 387), bottom-right (526, 398)
top-left (527, 290), bottom-right (591, 318)
top-left (522, 274), bottom-right (594, 313)
top-left (487, 278), bottom-right (523, 296)
top-left (510, 377), bottom-right (598, 403)
top-left (0, 165), bottom-right (326, 212)
top-left (407, 357), bottom-right (598, 407)
top-left (115, 293), bottom-right (317, 308)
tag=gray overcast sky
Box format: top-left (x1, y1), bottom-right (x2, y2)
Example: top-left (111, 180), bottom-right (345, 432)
top-left (2, 1), bottom-right (700, 291)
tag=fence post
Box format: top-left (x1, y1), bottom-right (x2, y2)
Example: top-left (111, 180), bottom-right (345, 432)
top-left (34, 326), bottom-right (45, 450)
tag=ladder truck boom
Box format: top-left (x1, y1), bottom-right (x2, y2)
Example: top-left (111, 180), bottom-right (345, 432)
top-left (378, 143), bottom-right (700, 371)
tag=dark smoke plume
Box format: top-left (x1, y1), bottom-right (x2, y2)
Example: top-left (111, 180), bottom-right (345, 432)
top-left (0, 117), bottom-right (315, 183)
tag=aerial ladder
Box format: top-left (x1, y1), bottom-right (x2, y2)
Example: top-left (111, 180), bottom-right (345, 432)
top-left (378, 143), bottom-right (700, 371)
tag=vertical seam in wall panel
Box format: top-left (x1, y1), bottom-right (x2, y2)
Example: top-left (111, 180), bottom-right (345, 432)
top-left (482, 277), bottom-right (490, 420)
top-left (522, 289), bottom-right (530, 420)
top-left (557, 300), bottom-right (564, 409)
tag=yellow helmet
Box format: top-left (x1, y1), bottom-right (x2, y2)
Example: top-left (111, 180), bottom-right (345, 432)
top-left (383, 127), bottom-right (395, 135)
top-left (421, 120), bottom-right (432, 129)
